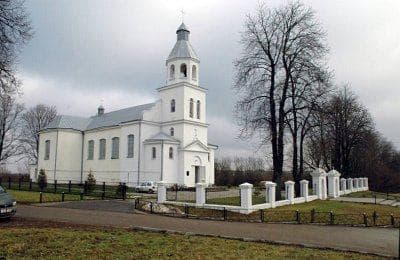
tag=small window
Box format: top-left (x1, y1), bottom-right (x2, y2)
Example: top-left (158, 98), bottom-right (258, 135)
top-left (170, 127), bottom-right (174, 136)
top-left (170, 99), bottom-right (175, 113)
top-left (152, 147), bottom-right (156, 159)
top-left (111, 137), bottom-right (119, 159)
top-left (170, 64), bottom-right (175, 79)
top-left (208, 153), bottom-right (210, 162)
top-left (169, 147), bottom-right (174, 159)
top-left (127, 134), bottom-right (134, 158)
top-left (99, 139), bottom-right (106, 159)
top-left (88, 140), bottom-right (94, 160)
top-left (192, 65), bottom-right (197, 79)
top-left (186, 171), bottom-right (189, 176)
top-left (180, 63), bottom-right (187, 78)
top-left (196, 100), bottom-right (201, 119)
top-left (189, 98), bottom-right (194, 118)
top-left (44, 140), bottom-right (50, 160)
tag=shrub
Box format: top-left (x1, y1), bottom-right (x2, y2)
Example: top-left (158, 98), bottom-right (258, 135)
top-left (38, 169), bottom-right (47, 190)
top-left (116, 183), bottom-right (126, 198)
top-left (85, 170), bottom-right (96, 193)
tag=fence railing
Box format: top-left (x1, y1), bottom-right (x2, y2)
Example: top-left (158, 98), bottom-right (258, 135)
top-left (0, 177), bottom-right (131, 200)
top-left (134, 198), bottom-right (400, 227)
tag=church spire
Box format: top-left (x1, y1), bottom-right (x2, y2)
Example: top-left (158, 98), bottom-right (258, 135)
top-left (176, 23), bottom-right (190, 41)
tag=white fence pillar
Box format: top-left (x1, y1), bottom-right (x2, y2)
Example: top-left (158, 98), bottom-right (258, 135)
top-left (365, 178), bottom-right (369, 190)
top-left (327, 170), bottom-right (341, 198)
top-left (347, 178), bottom-right (353, 192)
top-left (239, 182), bottom-right (253, 210)
top-left (285, 181), bottom-right (295, 204)
top-left (265, 181), bottom-right (276, 208)
top-left (157, 181), bottom-right (166, 203)
top-left (340, 178), bottom-right (347, 194)
top-left (353, 178), bottom-right (359, 191)
top-left (300, 180), bottom-right (309, 202)
top-left (195, 182), bottom-right (206, 205)
top-left (311, 168), bottom-right (327, 200)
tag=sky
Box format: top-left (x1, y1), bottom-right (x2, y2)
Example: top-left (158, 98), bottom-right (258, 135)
top-left (14, 0), bottom-right (400, 166)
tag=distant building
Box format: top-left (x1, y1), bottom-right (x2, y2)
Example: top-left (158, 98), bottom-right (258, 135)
top-left (33, 23), bottom-right (217, 187)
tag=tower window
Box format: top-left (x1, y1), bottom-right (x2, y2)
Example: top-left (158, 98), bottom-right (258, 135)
top-left (189, 98), bottom-right (194, 118)
top-left (170, 127), bottom-right (174, 136)
top-left (196, 100), bottom-right (201, 119)
top-left (180, 63), bottom-right (187, 78)
top-left (170, 99), bottom-right (175, 113)
top-left (170, 65), bottom-right (175, 79)
top-left (169, 147), bottom-right (174, 159)
top-left (192, 65), bottom-right (197, 79)
top-left (44, 140), bottom-right (50, 160)
top-left (152, 147), bottom-right (156, 159)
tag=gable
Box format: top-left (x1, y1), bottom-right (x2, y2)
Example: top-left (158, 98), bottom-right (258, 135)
top-left (182, 139), bottom-right (209, 152)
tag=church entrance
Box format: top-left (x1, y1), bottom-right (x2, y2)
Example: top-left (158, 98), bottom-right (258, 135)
top-left (195, 166), bottom-right (200, 183)
top-left (194, 166), bottom-right (205, 183)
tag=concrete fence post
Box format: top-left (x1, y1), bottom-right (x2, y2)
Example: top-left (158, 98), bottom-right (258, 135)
top-left (300, 180), bottom-right (309, 202)
top-left (265, 181), bottom-right (276, 208)
top-left (239, 182), bottom-right (253, 211)
top-left (340, 178), bottom-right (347, 194)
top-left (327, 170), bottom-right (341, 198)
top-left (157, 181), bottom-right (166, 203)
top-left (311, 168), bottom-right (327, 200)
top-left (195, 182), bottom-right (206, 206)
top-left (347, 178), bottom-right (353, 192)
top-left (365, 178), bottom-right (369, 191)
top-left (353, 178), bottom-right (359, 191)
top-left (285, 181), bottom-right (295, 204)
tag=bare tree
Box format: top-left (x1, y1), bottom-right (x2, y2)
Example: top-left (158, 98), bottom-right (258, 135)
top-left (234, 2), bottom-right (328, 197)
top-left (0, 0), bottom-right (32, 80)
top-left (20, 104), bottom-right (57, 164)
top-left (0, 91), bottom-right (24, 163)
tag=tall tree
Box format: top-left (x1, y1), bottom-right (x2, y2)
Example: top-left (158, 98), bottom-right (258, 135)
top-left (0, 91), bottom-right (24, 163)
top-left (234, 2), bottom-right (328, 197)
top-left (20, 104), bottom-right (57, 164)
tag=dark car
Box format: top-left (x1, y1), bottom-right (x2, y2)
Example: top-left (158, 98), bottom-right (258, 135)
top-left (0, 186), bottom-right (16, 219)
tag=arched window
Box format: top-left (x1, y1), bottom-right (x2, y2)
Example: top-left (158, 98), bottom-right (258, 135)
top-left (170, 127), bottom-right (174, 136)
top-left (189, 98), bottom-right (194, 118)
top-left (170, 99), bottom-right (175, 113)
top-left (169, 147), bottom-right (174, 159)
top-left (169, 64), bottom-right (175, 79)
top-left (127, 134), bottom-right (134, 158)
top-left (111, 137), bottom-right (119, 159)
top-left (180, 63), bottom-right (187, 78)
top-left (99, 139), bottom-right (106, 160)
top-left (152, 147), bottom-right (156, 159)
top-left (44, 140), bottom-right (50, 160)
top-left (192, 65), bottom-right (197, 79)
top-left (88, 140), bottom-right (94, 160)
top-left (196, 100), bottom-right (201, 119)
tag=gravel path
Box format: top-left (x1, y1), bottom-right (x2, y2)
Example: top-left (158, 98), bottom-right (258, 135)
top-left (15, 204), bottom-right (398, 257)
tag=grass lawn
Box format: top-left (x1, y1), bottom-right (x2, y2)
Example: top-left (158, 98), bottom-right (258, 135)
top-left (206, 195), bottom-right (266, 206)
top-left (0, 227), bottom-right (382, 259)
top-left (342, 191), bottom-right (400, 199)
top-left (7, 190), bottom-right (84, 204)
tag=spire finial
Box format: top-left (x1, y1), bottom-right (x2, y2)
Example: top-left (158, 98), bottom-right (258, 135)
top-left (180, 9), bottom-right (186, 23)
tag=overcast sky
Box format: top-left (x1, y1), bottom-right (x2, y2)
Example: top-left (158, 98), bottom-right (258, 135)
top-left (16, 0), bottom-right (400, 162)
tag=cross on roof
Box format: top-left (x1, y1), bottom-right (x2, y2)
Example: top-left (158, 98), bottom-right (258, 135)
top-left (180, 9), bottom-right (186, 23)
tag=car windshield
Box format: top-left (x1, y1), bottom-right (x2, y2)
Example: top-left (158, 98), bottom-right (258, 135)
top-left (0, 186), bottom-right (4, 193)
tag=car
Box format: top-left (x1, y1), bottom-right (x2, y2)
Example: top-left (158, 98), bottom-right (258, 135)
top-left (0, 186), bottom-right (17, 219)
top-left (134, 182), bottom-right (158, 193)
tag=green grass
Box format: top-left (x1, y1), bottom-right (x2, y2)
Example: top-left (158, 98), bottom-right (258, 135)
top-left (343, 191), bottom-right (400, 200)
top-left (0, 227), bottom-right (382, 259)
top-left (7, 190), bottom-right (84, 204)
top-left (206, 196), bottom-right (266, 206)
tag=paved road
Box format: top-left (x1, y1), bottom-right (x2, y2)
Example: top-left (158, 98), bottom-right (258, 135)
top-left (15, 204), bottom-right (398, 257)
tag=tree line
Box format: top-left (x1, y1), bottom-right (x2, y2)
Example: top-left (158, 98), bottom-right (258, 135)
top-left (0, 1), bottom-right (57, 170)
top-left (233, 1), bottom-right (400, 196)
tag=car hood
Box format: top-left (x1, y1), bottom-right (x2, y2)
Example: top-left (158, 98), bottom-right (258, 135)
top-left (0, 192), bottom-right (16, 206)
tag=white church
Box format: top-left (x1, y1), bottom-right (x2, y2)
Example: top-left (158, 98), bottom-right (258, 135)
top-left (33, 23), bottom-right (217, 187)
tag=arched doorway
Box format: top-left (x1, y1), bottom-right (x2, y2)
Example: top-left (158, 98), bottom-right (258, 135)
top-left (193, 156), bottom-right (205, 183)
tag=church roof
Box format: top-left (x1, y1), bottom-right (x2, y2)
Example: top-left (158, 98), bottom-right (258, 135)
top-left (42, 102), bottom-right (156, 132)
top-left (167, 23), bottom-right (199, 61)
top-left (144, 132), bottom-right (180, 143)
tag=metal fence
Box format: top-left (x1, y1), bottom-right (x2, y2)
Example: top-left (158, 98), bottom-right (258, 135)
top-left (0, 176), bottom-right (130, 200)
top-left (134, 199), bottom-right (400, 227)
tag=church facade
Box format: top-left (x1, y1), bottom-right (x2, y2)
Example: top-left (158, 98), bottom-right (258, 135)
top-left (33, 23), bottom-right (217, 187)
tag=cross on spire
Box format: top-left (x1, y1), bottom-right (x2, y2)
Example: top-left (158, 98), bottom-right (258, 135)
top-left (180, 9), bottom-right (186, 23)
